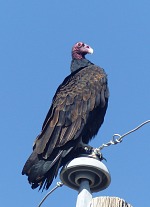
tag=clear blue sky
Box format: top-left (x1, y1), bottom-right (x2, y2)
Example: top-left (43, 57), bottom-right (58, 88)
top-left (0, 1), bottom-right (150, 206)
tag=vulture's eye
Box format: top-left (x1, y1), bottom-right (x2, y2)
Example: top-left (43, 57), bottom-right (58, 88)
top-left (77, 42), bottom-right (82, 47)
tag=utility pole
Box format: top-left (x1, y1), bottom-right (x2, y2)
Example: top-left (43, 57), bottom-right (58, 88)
top-left (60, 152), bottom-right (133, 207)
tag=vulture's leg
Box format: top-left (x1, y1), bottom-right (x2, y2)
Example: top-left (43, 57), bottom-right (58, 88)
top-left (77, 138), bottom-right (93, 153)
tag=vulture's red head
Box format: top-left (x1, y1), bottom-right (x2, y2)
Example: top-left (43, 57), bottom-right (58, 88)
top-left (72, 42), bottom-right (93, 59)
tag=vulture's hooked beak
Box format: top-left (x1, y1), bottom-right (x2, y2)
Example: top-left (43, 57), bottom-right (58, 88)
top-left (88, 47), bottom-right (94, 54)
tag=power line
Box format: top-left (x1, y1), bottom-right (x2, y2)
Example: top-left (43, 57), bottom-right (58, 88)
top-left (98, 119), bottom-right (150, 151)
top-left (37, 182), bottom-right (63, 207)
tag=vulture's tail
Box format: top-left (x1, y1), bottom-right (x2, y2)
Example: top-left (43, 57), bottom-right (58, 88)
top-left (22, 150), bottom-right (63, 190)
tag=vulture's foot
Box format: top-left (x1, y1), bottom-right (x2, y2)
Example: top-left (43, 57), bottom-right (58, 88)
top-left (77, 140), bottom-right (93, 154)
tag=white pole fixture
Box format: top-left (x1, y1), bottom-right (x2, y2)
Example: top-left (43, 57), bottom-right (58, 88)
top-left (60, 153), bottom-right (111, 207)
top-left (76, 179), bottom-right (92, 207)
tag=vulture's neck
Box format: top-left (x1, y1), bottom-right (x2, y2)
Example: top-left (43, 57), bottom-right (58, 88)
top-left (70, 58), bottom-right (93, 73)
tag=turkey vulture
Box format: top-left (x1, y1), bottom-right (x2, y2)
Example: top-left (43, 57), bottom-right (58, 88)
top-left (22, 42), bottom-right (109, 190)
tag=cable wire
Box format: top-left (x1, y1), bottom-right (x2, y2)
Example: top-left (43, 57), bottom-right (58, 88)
top-left (37, 182), bottom-right (63, 207)
top-left (98, 120), bottom-right (150, 151)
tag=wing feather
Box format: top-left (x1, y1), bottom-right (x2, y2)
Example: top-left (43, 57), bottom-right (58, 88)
top-left (34, 65), bottom-right (108, 158)
top-left (35, 126), bottom-right (54, 154)
top-left (50, 109), bottom-right (59, 127)
top-left (43, 126), bottom-right (62, 158)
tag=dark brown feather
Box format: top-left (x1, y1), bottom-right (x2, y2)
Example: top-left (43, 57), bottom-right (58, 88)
top-left (22, 62), bottom-right (109, 190)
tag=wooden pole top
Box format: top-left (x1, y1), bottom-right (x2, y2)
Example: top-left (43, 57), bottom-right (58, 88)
top-left (91, 196), bottom-right (133, 207)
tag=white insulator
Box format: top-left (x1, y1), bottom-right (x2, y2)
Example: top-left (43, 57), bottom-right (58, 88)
top-left (60, 154), bottom-right (111, 192)
top-left (75, 171), bottom-right (96, 186)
